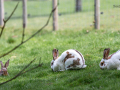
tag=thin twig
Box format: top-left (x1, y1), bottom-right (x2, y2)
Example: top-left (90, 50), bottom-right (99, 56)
top-left (0, 58), bottom-right (43, 86)
top-left (0, 1), bottom-right (59, 58)
top-left (21, 63), bottom-right (43, 75)
top-left (0, 2), bottom-right (19, 38)
top-left (21, 58), bottom-right (43, 74)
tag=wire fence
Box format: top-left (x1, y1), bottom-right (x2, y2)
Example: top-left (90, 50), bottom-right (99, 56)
top-left (100, 0), bottom-right (120, 30)
top-left (1, 0), bottom-right (120, 30)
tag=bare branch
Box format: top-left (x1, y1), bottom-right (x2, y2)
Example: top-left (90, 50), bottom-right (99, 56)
top-left (21, 62), bottom-right (43, 75)
top-left (5, 2), bottom-right (20, 23)
top-left (0, 1), bottom-right (59, 58)
top-left (0, 58), bottom-right (43, 86)
top-left (0, 2), bottom-right (19, 38)
top-left (0, 43), bottom-right (23, 58)
top-left (0, 0), bottom-right (59, 86)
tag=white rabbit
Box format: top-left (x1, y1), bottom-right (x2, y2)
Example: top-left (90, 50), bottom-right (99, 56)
top-left (0, 59), bottom-right (10, 76)
top-left (51, 49), bottom-right (87, 71)
top-left (99, 48), bottom-right (120, 70)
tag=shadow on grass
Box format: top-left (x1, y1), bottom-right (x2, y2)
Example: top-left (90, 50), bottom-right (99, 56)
top-left (4, 9), bottom-right (93, 20)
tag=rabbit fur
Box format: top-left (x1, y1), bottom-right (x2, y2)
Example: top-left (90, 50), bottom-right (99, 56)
top-left (51, 49), bottom-right (87, 71)
top-left (99, 48), bottom-right (120, 70)
top-left (0, 59), bottom-right (10, 76)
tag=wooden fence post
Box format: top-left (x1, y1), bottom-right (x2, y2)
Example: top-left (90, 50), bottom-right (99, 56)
top-left (76, 0), bottom-right (82, 12)
top-left (22, 0), bottom-right (27, 28)
top-left (0, 0), bottom-right (4, 27)
top-left (94, 0), bottom-right (100, 29)
top-left (52, 0), bottom-right (58, 31)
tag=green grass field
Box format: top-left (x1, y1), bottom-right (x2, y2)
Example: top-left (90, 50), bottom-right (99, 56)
top-left (0, 0), bottom-right (120, 90)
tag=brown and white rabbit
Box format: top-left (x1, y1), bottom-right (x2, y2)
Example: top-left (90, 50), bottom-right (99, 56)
top-left (51, 49), bottom-right (87, 71)
top-left (99, 48), bottom-right (120, 70)
top-left (0, 59), bottom-right (10, 76)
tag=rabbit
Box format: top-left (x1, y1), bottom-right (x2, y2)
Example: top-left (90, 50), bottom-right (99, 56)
top-left (99, 48), bottom-right (120, 70)
top-left (51, 49), bottom-right (87, 71)
top-left (0, 59), bottom-right (10, 76)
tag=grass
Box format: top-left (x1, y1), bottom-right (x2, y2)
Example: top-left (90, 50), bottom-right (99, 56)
top-left (1, 29), bottom-right (120, 90)
top-left (0, 0), bottom-right (120, 90)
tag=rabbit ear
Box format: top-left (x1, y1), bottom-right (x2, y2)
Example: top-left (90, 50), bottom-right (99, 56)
top-left (4, 59), bottom-right (10, 69)
top-left (0, 61), bottom-right (4, 69)
top-left (103, 48), bottom-right (110, 59)
top-left (52, 49), bottom-right (59, 60)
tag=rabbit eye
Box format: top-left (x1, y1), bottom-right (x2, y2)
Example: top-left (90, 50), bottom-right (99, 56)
top-left (101, 61), bottom-right (104, 66)
top-left (51, 62), bottom-right (53, 66)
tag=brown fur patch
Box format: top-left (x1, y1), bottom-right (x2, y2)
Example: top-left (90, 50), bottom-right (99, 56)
top-left (73, 58), bottom-right (80, 65)
top-left (67, 58), bottom-right (80, 68)
top-left (74, 50), bottom-right (84, 64)
top-left (107, 54), bottom-right (114, 60)
top-left (64, 52), bottom-right (74, 62)
top-left (107, 50), bottom-right (120, 60)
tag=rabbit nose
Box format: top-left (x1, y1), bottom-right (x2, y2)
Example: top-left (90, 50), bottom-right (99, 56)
top-left (100, 61), bottom-right (105, 66)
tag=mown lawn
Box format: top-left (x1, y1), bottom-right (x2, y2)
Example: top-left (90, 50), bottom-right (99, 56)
top-left (1, 27), bottom-right (120, 90)
top-left (0, 0), bottom-right (120, 90)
